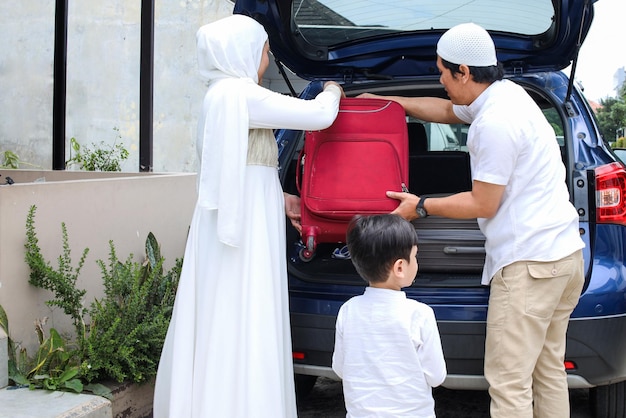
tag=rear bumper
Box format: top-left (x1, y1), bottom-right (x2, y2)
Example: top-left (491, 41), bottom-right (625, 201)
top-left (290, 312), bottom-right (626, 389)
top-left (292, 364), bottom-right (594, 390)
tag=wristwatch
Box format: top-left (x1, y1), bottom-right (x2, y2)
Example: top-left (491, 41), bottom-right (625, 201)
top-left (416, 196), bottom-right (429, 218)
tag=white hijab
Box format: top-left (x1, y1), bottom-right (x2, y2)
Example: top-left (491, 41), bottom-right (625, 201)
top-left (195, 15), bottom-right (268, 247)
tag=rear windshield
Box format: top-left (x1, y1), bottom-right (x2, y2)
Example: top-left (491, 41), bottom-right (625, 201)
top-left (293, 0), bottom-right (556, 46)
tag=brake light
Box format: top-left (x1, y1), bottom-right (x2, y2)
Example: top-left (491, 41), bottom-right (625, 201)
top-left (595, 162), bottom-right (626, 225)
top-left (564, 360), bottom-right (577, 370)
top-left (293, 351), bottom-right (306, 360)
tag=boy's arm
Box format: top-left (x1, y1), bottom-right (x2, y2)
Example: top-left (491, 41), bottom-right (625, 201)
top-left (331, 309), bottom-right (345, 379)
top-left (416, 308), bottom-right (447, 387)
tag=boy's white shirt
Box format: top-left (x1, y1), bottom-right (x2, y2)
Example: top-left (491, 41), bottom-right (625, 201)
top-left (332, 287), bottom-right (447, 418)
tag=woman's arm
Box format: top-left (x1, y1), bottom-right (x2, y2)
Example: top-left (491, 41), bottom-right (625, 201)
top-left (247, 82), bottom-right (343, 131)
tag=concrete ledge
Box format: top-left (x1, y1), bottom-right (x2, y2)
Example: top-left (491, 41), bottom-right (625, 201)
top-left (0, 329), bottom-right (7, 389)
top-left (107, 379), bottom-right (154, 418)
top-left (0, 334), bottom-right (151, 418)
top-left (0, 387), bottom-right (112, 418)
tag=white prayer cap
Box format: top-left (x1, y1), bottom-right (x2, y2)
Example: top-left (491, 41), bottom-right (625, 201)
top-left (436, 23), bottom-right (497, 67)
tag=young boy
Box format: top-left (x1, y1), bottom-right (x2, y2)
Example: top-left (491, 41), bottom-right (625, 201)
top-left (332, 214), bottom-right (447, 418)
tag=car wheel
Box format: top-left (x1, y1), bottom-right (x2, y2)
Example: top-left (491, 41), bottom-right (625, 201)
top-left (295, 374), bottom-right (318, 399)
top-left (590, 381), bottom-right (626, 418)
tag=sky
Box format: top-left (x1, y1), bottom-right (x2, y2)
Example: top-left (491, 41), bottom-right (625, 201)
top-left (567, 0), bottom-right (626, 102)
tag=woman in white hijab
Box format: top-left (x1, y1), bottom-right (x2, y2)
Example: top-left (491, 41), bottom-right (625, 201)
top-left (153, 14), bottom-right (343, 418)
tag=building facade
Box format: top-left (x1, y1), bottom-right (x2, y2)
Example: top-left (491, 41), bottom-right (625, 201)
top-left (0, 0), bottom-right (302, 173)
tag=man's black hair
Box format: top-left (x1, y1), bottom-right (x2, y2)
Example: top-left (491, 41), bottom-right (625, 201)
top-left (346, 214), bottom-right (418, 284)
top-left (441, 58), bottom-right (504, 84)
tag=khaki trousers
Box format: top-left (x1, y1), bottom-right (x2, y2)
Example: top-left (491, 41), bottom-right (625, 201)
top-left (484, 250), bottom-right (584, 418)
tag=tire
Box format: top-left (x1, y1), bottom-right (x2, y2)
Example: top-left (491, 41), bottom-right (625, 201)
top-left (295, 374), bottom-right (318, 399)
top-left (590, 381), bottom-right (626, 418)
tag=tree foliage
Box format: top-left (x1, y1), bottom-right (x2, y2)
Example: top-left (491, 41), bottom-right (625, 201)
top-left (595, 84), bottom-right (626, 144)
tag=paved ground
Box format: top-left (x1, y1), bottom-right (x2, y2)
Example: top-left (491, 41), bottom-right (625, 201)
top-left (297, 377), bottom-right (593, 417)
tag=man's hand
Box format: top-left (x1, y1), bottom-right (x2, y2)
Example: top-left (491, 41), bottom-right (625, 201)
top-left (387, 191), bottom-right (420, 221)
top-left (356, 92), bottom-right (382, 99)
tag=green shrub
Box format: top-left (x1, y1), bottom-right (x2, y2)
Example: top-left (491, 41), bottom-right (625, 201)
top-left (66, 128), bottom-right (129, 172)
top-left (81, 233), bottom-right (181, 383)
top-left (14, 205), bottom-right (181, 394)
top-left (25, 205), bottom-right (89, 349)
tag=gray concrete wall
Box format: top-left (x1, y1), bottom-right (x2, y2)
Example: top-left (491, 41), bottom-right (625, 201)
top-left (0, 0), bottom-right (305, 173)
top-left (0, 170), bottom-right (196, 355)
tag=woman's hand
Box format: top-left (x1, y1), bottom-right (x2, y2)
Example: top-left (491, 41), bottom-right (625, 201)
top-left (323, 81), bottom-right (346, 98)
top-left (284, 192), bottom-right (302, 233)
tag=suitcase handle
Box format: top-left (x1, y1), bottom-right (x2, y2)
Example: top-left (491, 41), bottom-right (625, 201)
top-left (296, 147), bottom-right (305, 194)
top-left (443, 246), bottom-right (486, 254)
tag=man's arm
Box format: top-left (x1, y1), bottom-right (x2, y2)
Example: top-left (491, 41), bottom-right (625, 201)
top-left (357, 93), bottom-right (464, 124)
top-left (388, 180), bottom-right (505, 221)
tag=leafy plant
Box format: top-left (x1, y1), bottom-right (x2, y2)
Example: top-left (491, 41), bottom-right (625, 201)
top-left (16, 205), bottom-right (181, 395)
top-left (1, 150), bottom-right (42, 170)
top-left (24, 205), bottom-right (89, 350)
top-left (0, 306), bottom-right (91, 395)
top-left (0, 304), bottom-right (24, 384)
top-left (21, 322), bottom-right (82, 392)
top-left (66, 128), bottom-right (129, 171)
top-left (82, 233), bottom-right (181, 383)
top-left (1, 151), bottom-right (20, 169)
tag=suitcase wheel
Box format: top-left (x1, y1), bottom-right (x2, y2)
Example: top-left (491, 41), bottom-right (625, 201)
top-left (298, 235), bottom-right (316, 262)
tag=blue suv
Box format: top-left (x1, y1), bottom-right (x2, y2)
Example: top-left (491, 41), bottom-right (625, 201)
top-left (234, 0), bottom-right (626, 416)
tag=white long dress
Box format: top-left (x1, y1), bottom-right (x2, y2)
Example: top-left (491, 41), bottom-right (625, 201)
top-left (153, 82), bottom-right (341, 418)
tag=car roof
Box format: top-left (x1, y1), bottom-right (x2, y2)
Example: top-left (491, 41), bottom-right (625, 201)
top-left (234, 0), bottom-right (597, 81)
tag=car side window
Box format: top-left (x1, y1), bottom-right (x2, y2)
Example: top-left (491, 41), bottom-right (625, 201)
top-left (542, 107), bottom-right (566, 163)
top-left (408, 117), bottom-right (468, 152)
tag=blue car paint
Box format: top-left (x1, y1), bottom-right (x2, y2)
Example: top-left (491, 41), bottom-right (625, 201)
top-left (276, 71), bottom-right (626, 388)
top-left (238, 0), bottom-right (626, 395)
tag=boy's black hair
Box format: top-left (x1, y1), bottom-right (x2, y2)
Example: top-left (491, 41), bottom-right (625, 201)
top-left (440, 58), bottom-right (504, 84)
top-left (346, 214), bottom-right (418, 284)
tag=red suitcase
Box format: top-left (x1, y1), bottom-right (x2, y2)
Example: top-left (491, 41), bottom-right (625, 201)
top-left (296, 97), bottom-right (409, 261)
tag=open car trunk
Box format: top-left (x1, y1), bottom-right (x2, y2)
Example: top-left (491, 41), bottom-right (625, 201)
top-left (281, 79), bottom-right (567, 288)
top-left (281, 93), bottom-right (486, 286)
top-left (285, 216), bottom-right (485, 286)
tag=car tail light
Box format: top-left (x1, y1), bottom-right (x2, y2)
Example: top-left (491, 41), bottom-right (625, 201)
top-left (564, 360), bottom-right (577, 370)
top-left (293, 351), bottom-right (306, 360)
top-left (595, 162), bottom-right (626, 225)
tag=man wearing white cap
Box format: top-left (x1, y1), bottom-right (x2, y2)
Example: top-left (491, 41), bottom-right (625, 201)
top-left (360, 23), bottom-right (585, 418)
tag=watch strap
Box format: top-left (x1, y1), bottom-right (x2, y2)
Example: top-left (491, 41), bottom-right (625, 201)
top-left (417, 196), bottom-right (429, 218)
